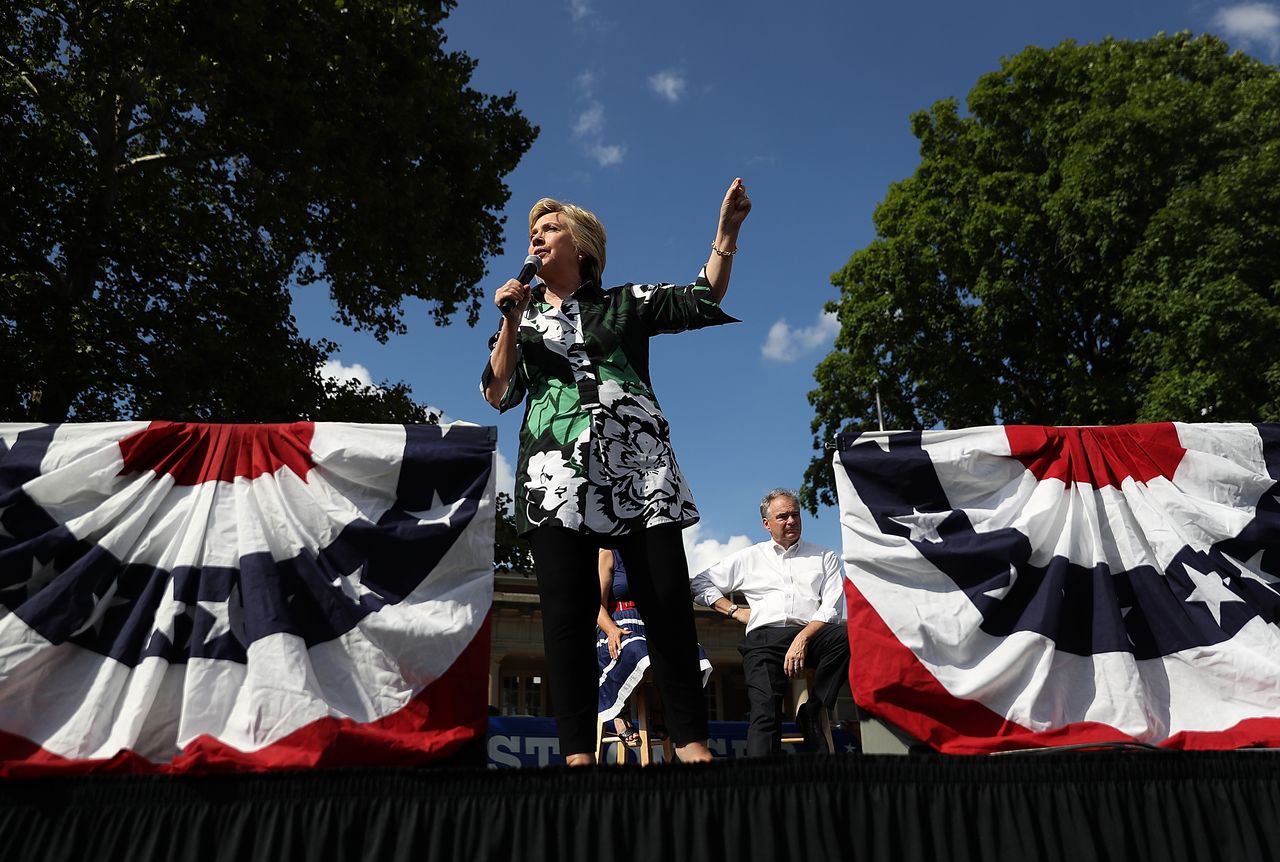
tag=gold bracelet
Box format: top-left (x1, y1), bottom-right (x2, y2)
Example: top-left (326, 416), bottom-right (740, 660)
top-left (711, 241), bottom-right (737, 258)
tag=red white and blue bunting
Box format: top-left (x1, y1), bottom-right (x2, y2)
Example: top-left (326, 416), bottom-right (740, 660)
top-left (834, 423), bottom-right (1280, 752)
top-left (0, 421), bottom-right (495, 774)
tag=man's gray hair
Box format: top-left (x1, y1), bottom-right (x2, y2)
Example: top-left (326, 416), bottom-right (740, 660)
top-left (760, 488), bottom-right (800, 520)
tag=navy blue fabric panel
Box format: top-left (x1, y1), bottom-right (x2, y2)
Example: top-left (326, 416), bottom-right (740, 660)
top-left (0, 424), bottom-right (58, 491)
top-left (394, 425), bottom-right (494, 512)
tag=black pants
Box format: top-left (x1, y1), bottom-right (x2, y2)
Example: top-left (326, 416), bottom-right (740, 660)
top-left (528, 523), bottom-right (709, 756)
top-left (739, 623), bottom-right (850, 757)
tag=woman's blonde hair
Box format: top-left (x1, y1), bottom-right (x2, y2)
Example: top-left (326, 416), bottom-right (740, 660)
top-left (528, 198), bottom-right (607, 284)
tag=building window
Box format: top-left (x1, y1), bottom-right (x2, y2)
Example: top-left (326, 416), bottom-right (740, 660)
top-left (500, 670), bottom-right (548, 716)
top-left (524, 674), bottom-right (544, 716)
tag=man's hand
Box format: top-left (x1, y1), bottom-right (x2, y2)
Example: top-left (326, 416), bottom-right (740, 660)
top-left (783, 633), bottom-right (809, 678)
top-left (785, 621), bottom-right (828, 677)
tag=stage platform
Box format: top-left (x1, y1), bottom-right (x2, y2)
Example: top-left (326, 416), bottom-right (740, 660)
top-left (3, 751), bottom-right (1279, 861)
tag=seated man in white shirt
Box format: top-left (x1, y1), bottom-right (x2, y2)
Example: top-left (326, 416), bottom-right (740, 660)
top-left (690, 488), bottom-right (849, 756)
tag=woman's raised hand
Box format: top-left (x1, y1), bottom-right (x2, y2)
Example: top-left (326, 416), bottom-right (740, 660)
top-left (718, 177), bottom-right (752, 234)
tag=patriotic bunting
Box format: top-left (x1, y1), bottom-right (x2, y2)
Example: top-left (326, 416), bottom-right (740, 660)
top-left (834, 423), bottom-right (1280, 752)
top-left (0, 421), bottom-right (496, 774)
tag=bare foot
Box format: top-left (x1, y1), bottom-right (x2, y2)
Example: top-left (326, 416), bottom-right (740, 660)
top-left (565, 752), bottom-right (597, 766)
top-left (674, 741), bottom-right (713, 763)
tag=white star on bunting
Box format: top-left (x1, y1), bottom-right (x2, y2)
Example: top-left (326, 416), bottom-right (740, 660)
top-left (24, 556), bottom-right (59, 600)
top-left (1181, 561), bottom-right (1244, 627)
top-left (150, 582), bottom-right (189, 647)
top-left (198, 583), bottom-right (246, 646)
top-left (889, 507), bottom-right (950, 543)
top-left (406, 490), bottom-right (466, 528)
top-left (332, 564), bottom-right (383, 605)
top-left (70, 580), bottom-right (132, 637)
top-left (847, 434), bottom-right (893, 453)
top-left (1222, 549), bottom-right (1279, 594)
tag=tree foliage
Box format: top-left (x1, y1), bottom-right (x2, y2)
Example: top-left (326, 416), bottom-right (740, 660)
top-left (805, 33), bottom-right (1280, 511)
top-left (493, 492), bottom-right (534, 575)
top-left (1, 1), bottom-right (535, 422)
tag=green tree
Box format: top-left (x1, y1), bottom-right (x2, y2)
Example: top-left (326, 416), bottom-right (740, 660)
top-left (1, 1), bottom-right (535, 422)
top-left (493, 492), bottom-right (533, 575)
top-left (805, 33), bottom-right (1280, 511)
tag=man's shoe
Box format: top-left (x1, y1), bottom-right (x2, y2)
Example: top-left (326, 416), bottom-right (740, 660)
top-left (797, 702), bottom-right (832, 754)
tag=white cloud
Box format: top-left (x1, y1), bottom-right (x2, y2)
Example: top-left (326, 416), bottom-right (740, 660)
top-left (495, 451), bottom-right (516, 499)
top-left (319, 357), bottom-right (448, 422)
top-left (573, 102), bottom-right (605, 137)
top-left (570, 75), bottom-right (626, 168)
top-left (649, 70), bottom-right (686, 103)
top-left (682, 523), bottom-right (755, 576)
top-left (761, 311), bottom-right (840, 362)
top-left (320, 358), bottom-right (374, 387)
top-left (586, 142), bottom-right (625, 167)
top-left (1213, 4), bottom-right (1280, 57)
top-left (567, 0), bottom-right (594, 22)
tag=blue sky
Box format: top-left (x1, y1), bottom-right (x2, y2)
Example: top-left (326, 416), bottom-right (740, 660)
top-left (291, 1), bottom-right (1280, 570)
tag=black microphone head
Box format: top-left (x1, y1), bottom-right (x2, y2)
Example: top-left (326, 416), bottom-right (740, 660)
top-left (516, 254), bottom-right (542, 286)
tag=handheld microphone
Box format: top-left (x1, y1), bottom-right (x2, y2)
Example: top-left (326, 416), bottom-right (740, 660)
top-left (500, 255), bottom-right (542, 314)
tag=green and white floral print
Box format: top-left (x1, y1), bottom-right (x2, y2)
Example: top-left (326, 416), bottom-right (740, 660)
top-left (482, 269), bottom-right (736, 537)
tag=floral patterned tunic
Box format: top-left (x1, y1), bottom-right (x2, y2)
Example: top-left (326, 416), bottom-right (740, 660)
top-left (482, 269), bottom-right (736, 538)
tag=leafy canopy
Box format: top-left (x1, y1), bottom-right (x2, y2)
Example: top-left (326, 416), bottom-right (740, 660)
top-left (1, 1), bottom-right (536, 422)
top-left (804, 33), bottom-right (1280, 511)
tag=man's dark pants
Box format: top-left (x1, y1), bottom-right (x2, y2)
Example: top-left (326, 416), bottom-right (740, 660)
top-left (738, 623), bottom-right (850, 756)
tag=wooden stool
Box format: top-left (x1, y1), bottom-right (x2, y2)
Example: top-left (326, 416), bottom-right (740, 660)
top-left (595, 678), bottom-right (674, 765)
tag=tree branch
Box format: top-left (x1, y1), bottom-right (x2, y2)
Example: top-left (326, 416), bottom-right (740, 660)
top-left (0, 52), bottom-right (41, 99)
top-left (117, 149), bottom-right (225, 176)
top-left (0, 45), bottom-right (99, 148)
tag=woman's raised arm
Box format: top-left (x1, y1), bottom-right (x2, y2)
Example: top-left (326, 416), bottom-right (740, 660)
top-left (704, 177), bottom-right (752, 303)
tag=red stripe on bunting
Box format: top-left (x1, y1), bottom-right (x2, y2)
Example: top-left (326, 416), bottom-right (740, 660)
top-left (0, 615), bottom-right (491, 777)
top-left (1004, 423), bottom-right (1185, 490)
top-left (845, 579), bottom-right (1280, 753)
top-left (117, 421), bottom-right (316, 486)
top-left (845, 577), bottom-right (1031, 752)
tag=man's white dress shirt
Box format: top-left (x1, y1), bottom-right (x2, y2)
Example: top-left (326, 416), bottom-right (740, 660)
top-left (690, 539), bottom-right (844, 634)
